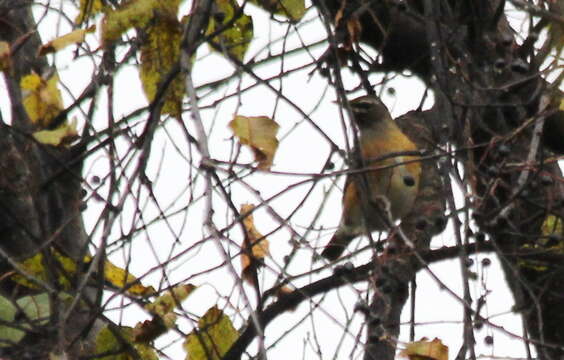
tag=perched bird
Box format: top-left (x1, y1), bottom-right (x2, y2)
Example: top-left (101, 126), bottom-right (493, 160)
top-left (321, 95), bottom-right (421, 261)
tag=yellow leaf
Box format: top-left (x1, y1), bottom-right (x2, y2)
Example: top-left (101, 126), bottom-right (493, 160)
top-left (12, 253), bottom-right (46, 288)
top-left (11, 250), bottom-right (78, 290)
top-left (139, 0), bottom-right (185, 116)
top-left (144, 284), bottom-right (196, 316)
top-left (103, 260), bottom-right (156, 296)
top-left (537, 214), bottom-right (564, 252)
top-left (541, 214), bottom-right (563, 236)
top-left (33, 118), bottom-right (79, 147)
top-left (251, 0), bottom-right (306, 22)
top-left (401, 338), bottom-right (449, 360)
top-left (75, 0), bottom-right (105, 25)
top-left (241, 204), bottom-right (269, 258)
top-left (101, 0), bottom-right (158, 45)
top-left (20, 71), bottom-right (42, 91)
top-left (184, 306), bottom-right (238, 360)
top-left (134, 284), bottom-right (195, 343)
top-left (0, 41), bottom-right (10, 72)
top-left (11, 249), bottom-right (155, 296)
top-left (239, 203), bottom-right (269, 287)
top-left (559, 98), bottom-right (564, 112)
top-left (38, 26), bottom-right (96, 56)
top-left (229, 115), bottom-right (279, 169)
top-left (21, 72), bottom-right (63, 127)
top-left (207, 0), bottom-right (253, 61)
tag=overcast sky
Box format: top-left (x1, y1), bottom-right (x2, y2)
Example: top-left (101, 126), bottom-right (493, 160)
top-left (0, 1), bottom-right (542, 359)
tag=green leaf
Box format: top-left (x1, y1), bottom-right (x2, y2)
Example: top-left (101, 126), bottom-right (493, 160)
top-left (207, 0), bottom-right (254, 62)
top-left (542, 214), bottom-right (563, 236)
top-left (138, 0), bottom-right (185, 117)
top-left (251, 0), bottom-right (306, 22)
top-left (0, 295), bottom-right (25, 347)
top-left (184, 306), bottom-right (238, 360)
top-left (95, 325), bottom-right (158, 360)
top-left (75, 0), bottom-right (106, 25)
top-left (101, 0), bottom-right (159, 45)
top-left (17, 293), bottom-right (51, 326)
top-left (0, 295), bottom-right (17, 323)
top-left (95, 326), bottom-right (130, 360)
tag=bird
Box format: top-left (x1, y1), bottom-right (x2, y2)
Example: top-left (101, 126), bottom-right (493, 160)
top-left (320, 95), bottom-right (421, 261)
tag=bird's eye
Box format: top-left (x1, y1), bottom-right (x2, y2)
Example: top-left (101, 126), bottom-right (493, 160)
top-left (403, 176), bottom-right (415, 187)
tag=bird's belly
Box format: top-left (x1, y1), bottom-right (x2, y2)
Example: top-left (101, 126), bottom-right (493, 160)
top-left (388, 177), bottom-right (418, 218)
top-left (369, 167), bottom-right (418, 221)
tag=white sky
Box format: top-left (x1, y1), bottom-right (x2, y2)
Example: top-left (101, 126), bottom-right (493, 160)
top-left (0, 1), bottom-right (552, 359)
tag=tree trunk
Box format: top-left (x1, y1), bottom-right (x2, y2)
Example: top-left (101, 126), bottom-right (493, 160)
top-left (0, 2), bottom-right (102, 357)
top-left (316, 0), bottom-right (564, 359)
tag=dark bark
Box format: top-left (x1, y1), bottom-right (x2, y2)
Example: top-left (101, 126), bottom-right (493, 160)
top-left (0, 2), bottom-right (102, 358)
top-left (316, 0), bottom-right (564, 359)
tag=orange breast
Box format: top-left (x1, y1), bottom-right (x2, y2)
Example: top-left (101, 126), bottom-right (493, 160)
top-left (340, 125), bottom-right (421, 231)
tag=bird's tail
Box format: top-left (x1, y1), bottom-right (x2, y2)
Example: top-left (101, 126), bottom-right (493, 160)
top-left (320, 232), bottom-right (355, 261)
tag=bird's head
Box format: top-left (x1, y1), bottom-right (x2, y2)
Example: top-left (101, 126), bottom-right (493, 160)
top-left (349, 95), bottom-right (392, 128)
